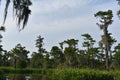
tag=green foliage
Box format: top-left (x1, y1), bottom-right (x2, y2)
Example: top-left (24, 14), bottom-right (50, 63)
top-left (8, 44), bottom-right (29, 68)
top-left (3, 67), bottom-right (120, 80)
top-left (43, 54), bottom-right (53, 68)
top-left (94, 10), bottom-right (113, 20)
top-left (60, 38), bottom-right (79, 68)
top-left (113, 44), bottom-right (120, 68)
top-left (35, 35), bottom-right (47, 53)
top-left (48, 69), bottom-right (114, 80)
top-left (16, 60), bottom-right (27, 68)
top-left (31, 35), bottom-right (47, 68)
top-left (31, 52), bottom-right (44, 68)
top-left (81, 33), bottom-right (96, 49)
top-left (81, 33), bottom-right (100, 68)
top-left (63, 39), bottom-right (79, 48)
top-left (50, 46), bottom-right (64, 68)
top-left (94, 10), bottom-right (113, 30)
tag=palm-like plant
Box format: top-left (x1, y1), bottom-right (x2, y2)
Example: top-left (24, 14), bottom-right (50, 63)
top-left (1, 0), bottom-right (32, 30)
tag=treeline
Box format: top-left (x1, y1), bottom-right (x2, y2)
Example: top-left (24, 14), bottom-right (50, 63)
top-left (0, 32), bottom-right (119, 70)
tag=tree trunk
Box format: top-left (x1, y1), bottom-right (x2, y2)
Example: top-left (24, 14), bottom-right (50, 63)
top-left (104, 28), bottom-right (109, 70)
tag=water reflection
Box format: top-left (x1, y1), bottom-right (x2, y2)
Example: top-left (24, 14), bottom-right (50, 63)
top-left (31, 75), bottom-right (49, 80)
top-left (3, 74), bottom-right (50, 80)
top-left (25, 76), bottom-right (31, 80)
top-left (5, 75), bottom-right (28, 80)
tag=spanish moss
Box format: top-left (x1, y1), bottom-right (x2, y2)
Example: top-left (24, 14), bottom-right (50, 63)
top-left (2, 0), bottom-right (32, 30)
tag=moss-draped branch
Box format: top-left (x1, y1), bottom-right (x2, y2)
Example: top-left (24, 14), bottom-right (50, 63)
top-left (1, 0), bottom-right (32, 30)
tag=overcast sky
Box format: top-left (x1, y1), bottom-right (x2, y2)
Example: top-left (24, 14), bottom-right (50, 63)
top-left (0, 0), bottom-right (120, 55)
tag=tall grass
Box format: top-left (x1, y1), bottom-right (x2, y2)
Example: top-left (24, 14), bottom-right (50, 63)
top-left (48, 69), bottom-right (114, 80)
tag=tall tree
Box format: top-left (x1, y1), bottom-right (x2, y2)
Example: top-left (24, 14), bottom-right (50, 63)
top-left (31, 35), bottom-right (47, 68)
top-left (62, 39), bottom-right (79, 68)
top-left (35, 35), bottom-right (47, 54)
top-left (0, 0), bottom-right (32, 29)
top-left (81, 33), bottom-right (98, 68)
top-left (50, 46), bottom-right (64, 68)
top-left (94, 10), bottom-right (113, 69)
top-left (98, 33), bottom-right (116, 68)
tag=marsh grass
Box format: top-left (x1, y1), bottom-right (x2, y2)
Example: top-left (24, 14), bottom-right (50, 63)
top-left (0, 67), bottom-right (120, 80)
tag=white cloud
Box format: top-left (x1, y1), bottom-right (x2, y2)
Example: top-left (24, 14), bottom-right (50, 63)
top-left (32, 0), bottom-right (93, 14)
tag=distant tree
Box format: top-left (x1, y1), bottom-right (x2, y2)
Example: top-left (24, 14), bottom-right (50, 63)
top-left (81, 34), bottom-right (96, 50)
top-left (113, 43), bottom-right (120, 68)
top-left (31, 52), bottom-right (44, 68)
top-left (43, 53), bottom-right (53, 68)
top-left (50, 46), bottom-right (64, 68)
top-left (9, 44), bottom-right (29, 68)
top-left (81, 33), bottom-right (98, 68)
top-left (35, 35), bottom-right (47, 54)
top-left (64, 39), bottom-right (79, 49)
top-left (61, 39), bottom-right (79, 68)
top-left (77, 50), bottom-right (87, 68)
top-left (2, 51), bottom-right (10, 66)
top-left (97, 33), bottom-right (116, 68)
top-left (94, 10), bottom-right (113, 70)
top-left (0, 0), bottom-right (32, 29)
top-left (31, 35), bottom-right (47, 68)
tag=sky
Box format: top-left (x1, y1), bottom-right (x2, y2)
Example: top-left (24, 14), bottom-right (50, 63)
top-left (0, 0), bottom-right (120, 55)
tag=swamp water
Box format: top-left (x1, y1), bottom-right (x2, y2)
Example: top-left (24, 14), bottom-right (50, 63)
top-left (0, 75), bottom-right (50, 80)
